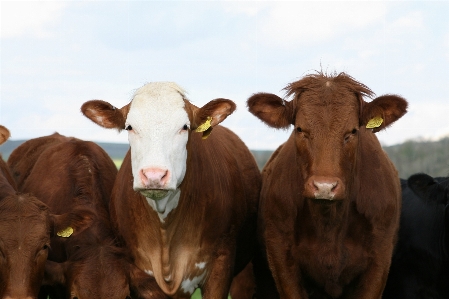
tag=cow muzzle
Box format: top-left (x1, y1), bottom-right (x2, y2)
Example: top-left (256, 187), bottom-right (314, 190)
top-left (304, 175), bottom-right (345, 201)
top-left (139, 189), bottom-right (170, 200)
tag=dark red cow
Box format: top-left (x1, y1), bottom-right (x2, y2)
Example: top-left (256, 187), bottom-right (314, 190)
top-left (247, 72), bottom-right (407, 298)
top-left (0, 127), bottom-right (93, 299)
top-left (81, 82), bottom-right (260, 298)
top-left (8, 133), bottom-right (166, 299)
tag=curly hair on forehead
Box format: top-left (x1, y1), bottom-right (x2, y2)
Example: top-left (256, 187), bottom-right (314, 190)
top-left (283, 71), bottom-right (375, 101)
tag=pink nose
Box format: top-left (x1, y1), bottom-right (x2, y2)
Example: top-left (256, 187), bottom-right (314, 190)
top-left (304, 176), bottom-right (345, 200)
top-left (140, 167), bottom-right (170, 188)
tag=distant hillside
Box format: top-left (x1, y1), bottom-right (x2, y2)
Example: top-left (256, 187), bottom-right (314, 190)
top-left (1, 138), bottom-right (448, 179)
top-left (0, 140), bottom-right (130, 161)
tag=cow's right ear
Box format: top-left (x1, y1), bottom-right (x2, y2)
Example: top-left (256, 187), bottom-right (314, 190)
top-left (51, 207), bottom-right (96, 238)
top-left (81, 100), bottom-right (130, 131)
top-left (42, 260), bottom-right (66, 286)
top-left (247, 93), bottom-right (294, 129)
top-left (0, 125), bottom-right (10, 145)
top-left (408, 173), bottom-right (447, 204)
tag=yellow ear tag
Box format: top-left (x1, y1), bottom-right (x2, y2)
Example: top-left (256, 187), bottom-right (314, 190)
top-left (195, 116), bottom-right (212, 132)
top-left (366, 116), bottom-right (383, 129)
top-left (57, 227), bottom-right (74, 238)
top-left (201, 127), bottom-right (213, 139)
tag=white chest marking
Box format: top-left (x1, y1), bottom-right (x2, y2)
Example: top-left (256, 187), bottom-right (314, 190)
top-left (145, 189), bottom-right (181, 222)
top-left (145, 269), bottom-right (154, 277)
top-left (181, 271), bottom-right (207, 295)
top-left (195, 262), bottom-right (206, 270)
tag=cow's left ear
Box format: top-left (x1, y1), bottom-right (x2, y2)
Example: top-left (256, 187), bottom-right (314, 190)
top-left (50, 207), bottom-right (96, 238)
top-left (0, 125), bottom-right (10, 145)
top-left (81, 100), bottom-right (130, 131)
top-left (190, 98), bottom-right (236, 139)
top-left (361, 95), bottom-right (408, 133)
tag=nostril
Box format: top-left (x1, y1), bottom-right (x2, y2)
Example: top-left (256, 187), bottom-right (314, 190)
top-left (331, 182), bottom-right (338, 192)
top-left (140, 167), bottom-right (171, 188)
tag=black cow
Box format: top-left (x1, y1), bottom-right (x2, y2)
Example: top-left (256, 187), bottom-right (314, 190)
top-left (383, 173), bottom-right (449, 299)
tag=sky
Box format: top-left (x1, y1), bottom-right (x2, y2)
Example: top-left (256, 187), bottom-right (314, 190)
top-left (1, 0), bottom-right (449, 150)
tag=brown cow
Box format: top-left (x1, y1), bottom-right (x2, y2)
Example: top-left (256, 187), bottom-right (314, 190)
top-left (81, 82), bottom-right (261, 298)
top-left (8, 133), bottom-right (166, 299)
top-left (247, 72), bottom-right (407, 299)
top-left (0, 127), bottom-right (93, 299)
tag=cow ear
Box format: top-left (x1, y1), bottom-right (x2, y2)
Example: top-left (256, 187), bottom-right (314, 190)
top-left (51, 207), bottom-right (95, 238)
top-left (128, 263), bottom-right (167, 298)
top-left (361, 95), bottom-right (408, 133)
top-left (247, 93), bottom-right (294, 129)
top-left (42, 260), bottom-right (66, 286)
top-left (408, 173), bottom-right (447, 204)
top-left (0, 125), bottom-right (10, 145)
top-left (190, 98), bottom-right (236, 139)
top-left (81, 100), bottom-right (130, 131)
top-left (192, 98), bottom-right (236, 129)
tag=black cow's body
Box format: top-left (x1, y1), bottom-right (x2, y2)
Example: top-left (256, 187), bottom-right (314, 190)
top-left (383, 174), bottom-right (449, 299)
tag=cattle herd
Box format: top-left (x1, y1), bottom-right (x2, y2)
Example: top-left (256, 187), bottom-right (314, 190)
top-left (0, 72), bottom-right (447, 299)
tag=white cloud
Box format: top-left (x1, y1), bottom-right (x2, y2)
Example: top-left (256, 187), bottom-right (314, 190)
top-left (1, 1), bottom-right (67, 38)
top-left (221, 1), bottom-right (268, 17)
top-left (377, 101), bottom-right (449, 146)
top-left (259, 2), bottom-right (387, 48)
top-left (391, 11), bottom-right (423, 30)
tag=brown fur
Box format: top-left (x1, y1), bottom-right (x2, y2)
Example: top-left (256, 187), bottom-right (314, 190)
top-left (110, 125), bottom-right (260, 298)
top-left (7, 133), bottom-right (158, 299)
top-left (0, 192), bottom-right (52, 298)
top-left (81, 94), bottom-right (260, 298)
top-left (0, 127), bottom-right (51, 298)
top-left (230, 262), bottom-right (256, 299)
top-left (248, 72), bottom-right (407, 299)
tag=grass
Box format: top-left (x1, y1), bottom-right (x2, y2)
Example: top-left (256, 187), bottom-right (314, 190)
top-left (113, 158), bottom-right (123, 169)
top-left (191, 289), bottom-right (231, 299)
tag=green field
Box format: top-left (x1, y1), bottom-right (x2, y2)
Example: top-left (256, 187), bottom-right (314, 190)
top-left (191, 289), bottom-right (231, 299)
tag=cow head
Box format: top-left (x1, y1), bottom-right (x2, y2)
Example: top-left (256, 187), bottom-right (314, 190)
top-left (0, 195), bottom-right (94, 299)
top-left (248, 72), bottom-right (407, 202)
top-left (81, 82), bottom-right (235, 214)
top-left (43, 243), bottom-right (169, 299)
top-left (43, 245), bottom-right (131, 299)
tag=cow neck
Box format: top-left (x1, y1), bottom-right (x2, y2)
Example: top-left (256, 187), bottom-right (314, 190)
top-left (145, 189), bottom-right (181, 223)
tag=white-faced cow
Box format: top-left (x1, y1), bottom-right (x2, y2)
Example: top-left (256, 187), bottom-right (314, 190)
top-left (247, 72), bottom-right (408, 298)
top-left (7, 133), bottom-right (167, 299)
top-left (81, 82), bottom-right (261, 298)
top-left (0, 127), bottom-right (93, 299)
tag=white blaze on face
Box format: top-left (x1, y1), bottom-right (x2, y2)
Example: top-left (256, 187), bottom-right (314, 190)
top-left (126, 82), bottom-right (189, 199)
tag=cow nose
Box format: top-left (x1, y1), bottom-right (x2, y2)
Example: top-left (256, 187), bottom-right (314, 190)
top-left (140, 167), bottom-right (170, 188)
top-left (305, 176), bottom-right (345, 200)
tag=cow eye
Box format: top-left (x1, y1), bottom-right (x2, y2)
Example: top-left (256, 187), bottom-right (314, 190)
top-left (351, 128), bottom-right (358, 134)
top-left (296, 126), bottom-right (302, 133)
top-left (182, 124), bottom-right (189, 131)
top-left (125, 125), bottom-right (132, 131)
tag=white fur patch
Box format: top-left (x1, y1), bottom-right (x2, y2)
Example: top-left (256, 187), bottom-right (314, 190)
top-left (145, 270), bottom-right (154, 277)
top-left (195, 262), bottom-right (206, 270)
top-left (145, 189), bottom-right (181, 222)
top-left (126, 82), bottom-right (189, 192)
top-left (181, 271), bottom-right (207, 295)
